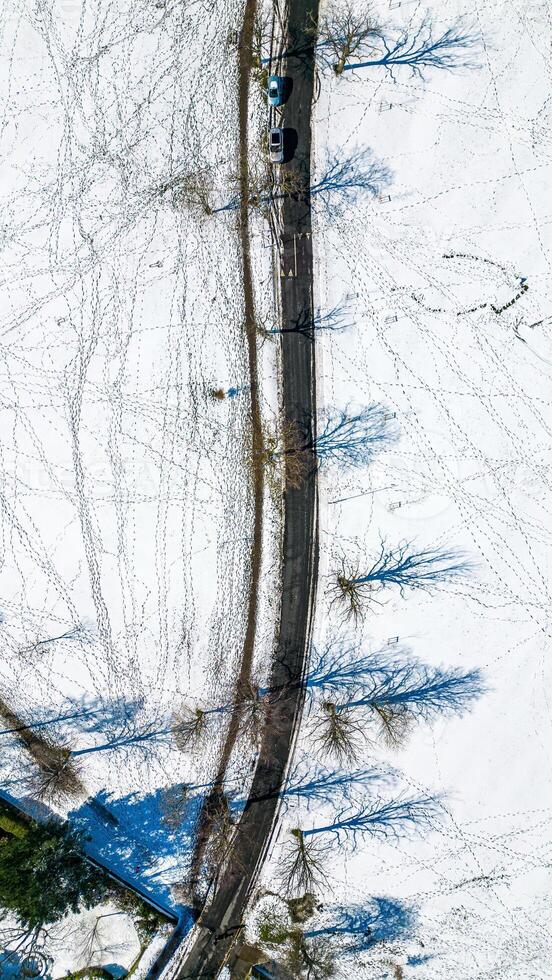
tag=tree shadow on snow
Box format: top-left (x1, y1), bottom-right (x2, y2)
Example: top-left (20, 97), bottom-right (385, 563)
top-left (305, 896), bottom-right (417, 951)
top-left (69, 784), bottom-right (202, 909)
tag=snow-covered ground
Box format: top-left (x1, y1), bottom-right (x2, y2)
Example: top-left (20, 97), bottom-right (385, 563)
top-left (259, 1), bottom-right (552, 977)
top-left (0, 0), bottom-right (280, 954)
top-left (2, 0), bottom-right (552, 977)
top-left (1, 900), bottom-right (142, 978)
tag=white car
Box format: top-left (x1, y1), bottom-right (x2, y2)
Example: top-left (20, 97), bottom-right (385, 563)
top-left (269, 127), bottom-right (284, 164)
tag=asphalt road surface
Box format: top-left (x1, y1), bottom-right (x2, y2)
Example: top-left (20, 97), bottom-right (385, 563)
top-left (163, 2), bottom-right (320, 976)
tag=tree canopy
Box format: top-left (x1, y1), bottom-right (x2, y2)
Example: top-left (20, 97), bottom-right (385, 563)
top-left (0, 819), bottom-right (105, 928)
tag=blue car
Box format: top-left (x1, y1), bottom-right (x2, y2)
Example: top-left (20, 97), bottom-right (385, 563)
top-left (267, 75), bottom-right (286, 107)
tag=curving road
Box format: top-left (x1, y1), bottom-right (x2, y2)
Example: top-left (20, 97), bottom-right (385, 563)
top-left (153, 1), bottom-right (320, 976)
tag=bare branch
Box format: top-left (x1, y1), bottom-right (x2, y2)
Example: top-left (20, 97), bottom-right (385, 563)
top-left (312, 1), bottom-right (381, 75)
top-left (279, 829), bottom-right (332, 896)
top-left (310, 701), bottom-right (364, 764)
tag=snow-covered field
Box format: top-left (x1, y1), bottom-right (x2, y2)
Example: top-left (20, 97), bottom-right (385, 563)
top-left (261, 1), bottom-right (552, 977)
top-left (2, 0), bottom-right (552, 977)
top-left (0, 0), bottom-right (280, 970)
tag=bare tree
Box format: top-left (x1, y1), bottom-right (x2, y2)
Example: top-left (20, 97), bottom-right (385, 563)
top-left (172, 706), bottom-right (209, 750)
top-left (172, 678), bottom-right (276, 753)
top-left (313, 7), bottom-right (481, 80)
top-left (284, 927), bottom-right (336, 979)
top-left (0, 694), bottom-right (85, 803)
top-left (251, 8), bottom-right (272, 69)
top-left (258, 419), bottom-right (314, 490)
top-left (157, 169), bottom-right (215, 216)
top-left (279, 829), bottom-right (332, 895)
top-left (331, 538), bottom-right (473, 620)
top-left (214, 147), bottom-right (388, 218)
top-left (26, 746), bottom-right (85, 805)
top-left (369, 704), bottom-right (414, 750)
top-left (341, 17), bottom-right (481, 80)
top-left (274, 167), bottom-right (309, 201)
top-left (235, 680), bottom-right (273, 747)
top-left (204, 793), bottom-right (245, 879)
top-left (261, 404), bottom-right (394, 491)
top-left (313, 1), bottom-right (381, 74)
top-left (304, 644), bottom-right (485, 750)
top-left (221, 165), bottom-right (307, 215)
top-left (277, 796), bottom-right (441, 902)
top-left (310, 702), bottom-right (364, 764)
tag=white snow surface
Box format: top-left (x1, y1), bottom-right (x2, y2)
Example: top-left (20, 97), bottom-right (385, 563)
top-left (0, 899), bottom-right (141, 978)
top-left (1, 0), bottom-right (552, 978)
top-left (0, 0), bottom-right (279, 929)
top-left (274, 0), bottom-right (552, 977)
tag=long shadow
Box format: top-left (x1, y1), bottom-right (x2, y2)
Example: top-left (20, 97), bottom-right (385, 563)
top-left (214, 146), bottom-right (390, 218)
top-left (305, 896), bottom-right (416, 951)
top-left (70, 786), bottom-right (199, 911)
top-left (341, 19), bottom-right (481, 77)
top-left (229, 763), bottom-right (392, 811)
top-left (282, 128), bottom-right (298, 163)
top-left (302, 792), bottom-right (442, 846)
top-left (304, 642), bottom-right (485, 720)
top-left (0, 695), bottom-right (145, 742)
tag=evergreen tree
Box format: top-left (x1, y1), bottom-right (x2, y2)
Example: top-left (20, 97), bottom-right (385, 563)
top-left (0, 820), bottom-right (105, 928)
